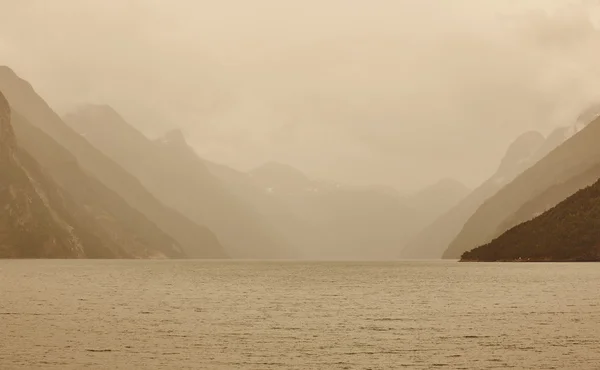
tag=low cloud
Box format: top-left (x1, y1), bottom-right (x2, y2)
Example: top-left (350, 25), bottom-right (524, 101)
top-left (1, 0), bottom-right (599, 190)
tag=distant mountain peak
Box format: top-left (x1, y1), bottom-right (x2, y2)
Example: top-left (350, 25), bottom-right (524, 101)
top-left (159, 128), bottom-right (188, 146)
top-left (0, 66), bottom-right (34, 93)
top-left (248, 161), bottom-right (315, 194)
top-left (409, 177), bottom-right (470, 203)
top-left (67, 104), bottom-right (125, 123)
top-left (251, 161), bottom-right (310, 182)
top-left (496, 130), bottom-right (544, 176)
top-left (432, 177), bottom-right (469, 192)
top-left (0, 65), bottom-right (17, 78)
top-left (79, 103), bottom-right (118, 116)
top-left (506, 131), bottom-right (545, 153)
top-left (576, 102), bottom-right (600, 125)
top-left (254, 161), bottom-right (304, 174)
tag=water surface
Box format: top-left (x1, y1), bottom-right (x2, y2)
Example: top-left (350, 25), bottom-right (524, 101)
top-left (1, 260), bottom-right (599, 369)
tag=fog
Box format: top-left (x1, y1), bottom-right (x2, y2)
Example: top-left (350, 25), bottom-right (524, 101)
top-left (1, 0), bottom-right (600, 191)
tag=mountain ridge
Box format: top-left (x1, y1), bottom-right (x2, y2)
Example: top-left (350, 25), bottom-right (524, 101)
top-left (64, 104), bottom-right (289, 258)
top-left (1, 90), bottom-right (119, 258)
top-left (10, 110), bottom-right (190, 258)
top-left (444, 115), bottom-right (600, 259)
top-left (401, 129), bottom-right (555, 259)
top-left (0, 66), bottom-right (226, 259)
top-left (461, 176), bottom-right (600, 262)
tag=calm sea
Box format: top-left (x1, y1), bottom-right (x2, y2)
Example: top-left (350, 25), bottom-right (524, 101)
top-left (1, 260), bottom-right (599, 369)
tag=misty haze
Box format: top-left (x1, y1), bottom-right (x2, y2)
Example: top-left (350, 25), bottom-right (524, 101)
top-left (2, 0), bottom-right (600, 369)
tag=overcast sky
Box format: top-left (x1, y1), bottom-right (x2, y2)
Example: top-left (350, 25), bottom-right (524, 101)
top-left (1, 0), bottom-right (600, 191)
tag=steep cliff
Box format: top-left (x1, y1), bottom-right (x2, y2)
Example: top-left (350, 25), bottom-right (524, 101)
top-left (0, 66), bottom-right (226, 258)
top-left (0, 90), bottom-right (113, 258)
top-left (10, 111), bottom-right (188, 258)
top-left (445, 116), bottom-right (600, 259)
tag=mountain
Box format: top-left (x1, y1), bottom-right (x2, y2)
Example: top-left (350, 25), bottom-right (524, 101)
top-left (444, 115), bottom-right (600, 259)
top-left (401, 178), bottom-right (470, 228)
top-left (1, 90), bottom-right (94, 258)
top-left (461, 177), bottom-right (600, 262)
top-left (10, 110), bottom-right (192, 258)
top-left (401, 130), bottom-right (556, 259)
top-left (497, 162), bottom-right (600, 235)
top-left (502, 124), bottom-right (598, 229)
top-left (250, 162), bottom-right (315, 193)
top-left (0, 66), bottom-right (225, 258)
top-left (64, 105), bottom-right (289, 258)
top-left (1, 90), bottom-right (177, 258)
top-left (207, 160), bottom-right (421, 260)
top-left (497, 107), bottom-right (600, 233)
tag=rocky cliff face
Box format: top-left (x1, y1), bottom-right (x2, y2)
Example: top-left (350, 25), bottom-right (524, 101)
top-left (0, 90), bottom-right (108, 258)
top-left (0, 67), bottom-right (226, 259)
top-left (10, 111), bottom-right (188, 259)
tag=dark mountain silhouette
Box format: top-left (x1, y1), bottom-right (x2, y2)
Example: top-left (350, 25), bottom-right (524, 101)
top-left (0, 66), bottom-right (225, 258)
top-left (444, 115), bottom-right (600, 259)
top-left (64, 105), bottom-right (290, 258)
top-left (497, 162), bottom-right (600, 234)
top-left (461, 176), bottom-right (600, 262)
top-left (401, 130), bottom-right (561, 259)
top-left (1, 90), bottom-right (177, 258)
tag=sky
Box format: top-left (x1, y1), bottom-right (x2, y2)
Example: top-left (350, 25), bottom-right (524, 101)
top-left (1, 0), bottom-right (600, 191)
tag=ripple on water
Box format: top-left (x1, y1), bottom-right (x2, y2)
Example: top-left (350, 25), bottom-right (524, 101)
top-left (1, 260), bottom-right (600, 369)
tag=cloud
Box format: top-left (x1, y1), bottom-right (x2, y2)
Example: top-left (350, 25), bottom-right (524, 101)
top-left (1, 0), bottom-right (600, 190)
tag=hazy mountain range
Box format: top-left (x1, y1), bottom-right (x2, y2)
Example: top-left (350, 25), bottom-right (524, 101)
top-left (2, 64), bottom-right (600, 261)
top-left (400, 128), bottom-right (572, 259)
top-left (66, 106), bottom-right (469, 260)
top-left (0, 89), bottom-right (188, 258)
top-left (0, 66), bottom-right (470, 259)
top-left (64, 105), bottom-right (289, 259)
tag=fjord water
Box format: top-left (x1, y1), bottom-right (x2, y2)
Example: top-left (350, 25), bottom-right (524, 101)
top-left (1, 261), bottom-right (599, 369)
